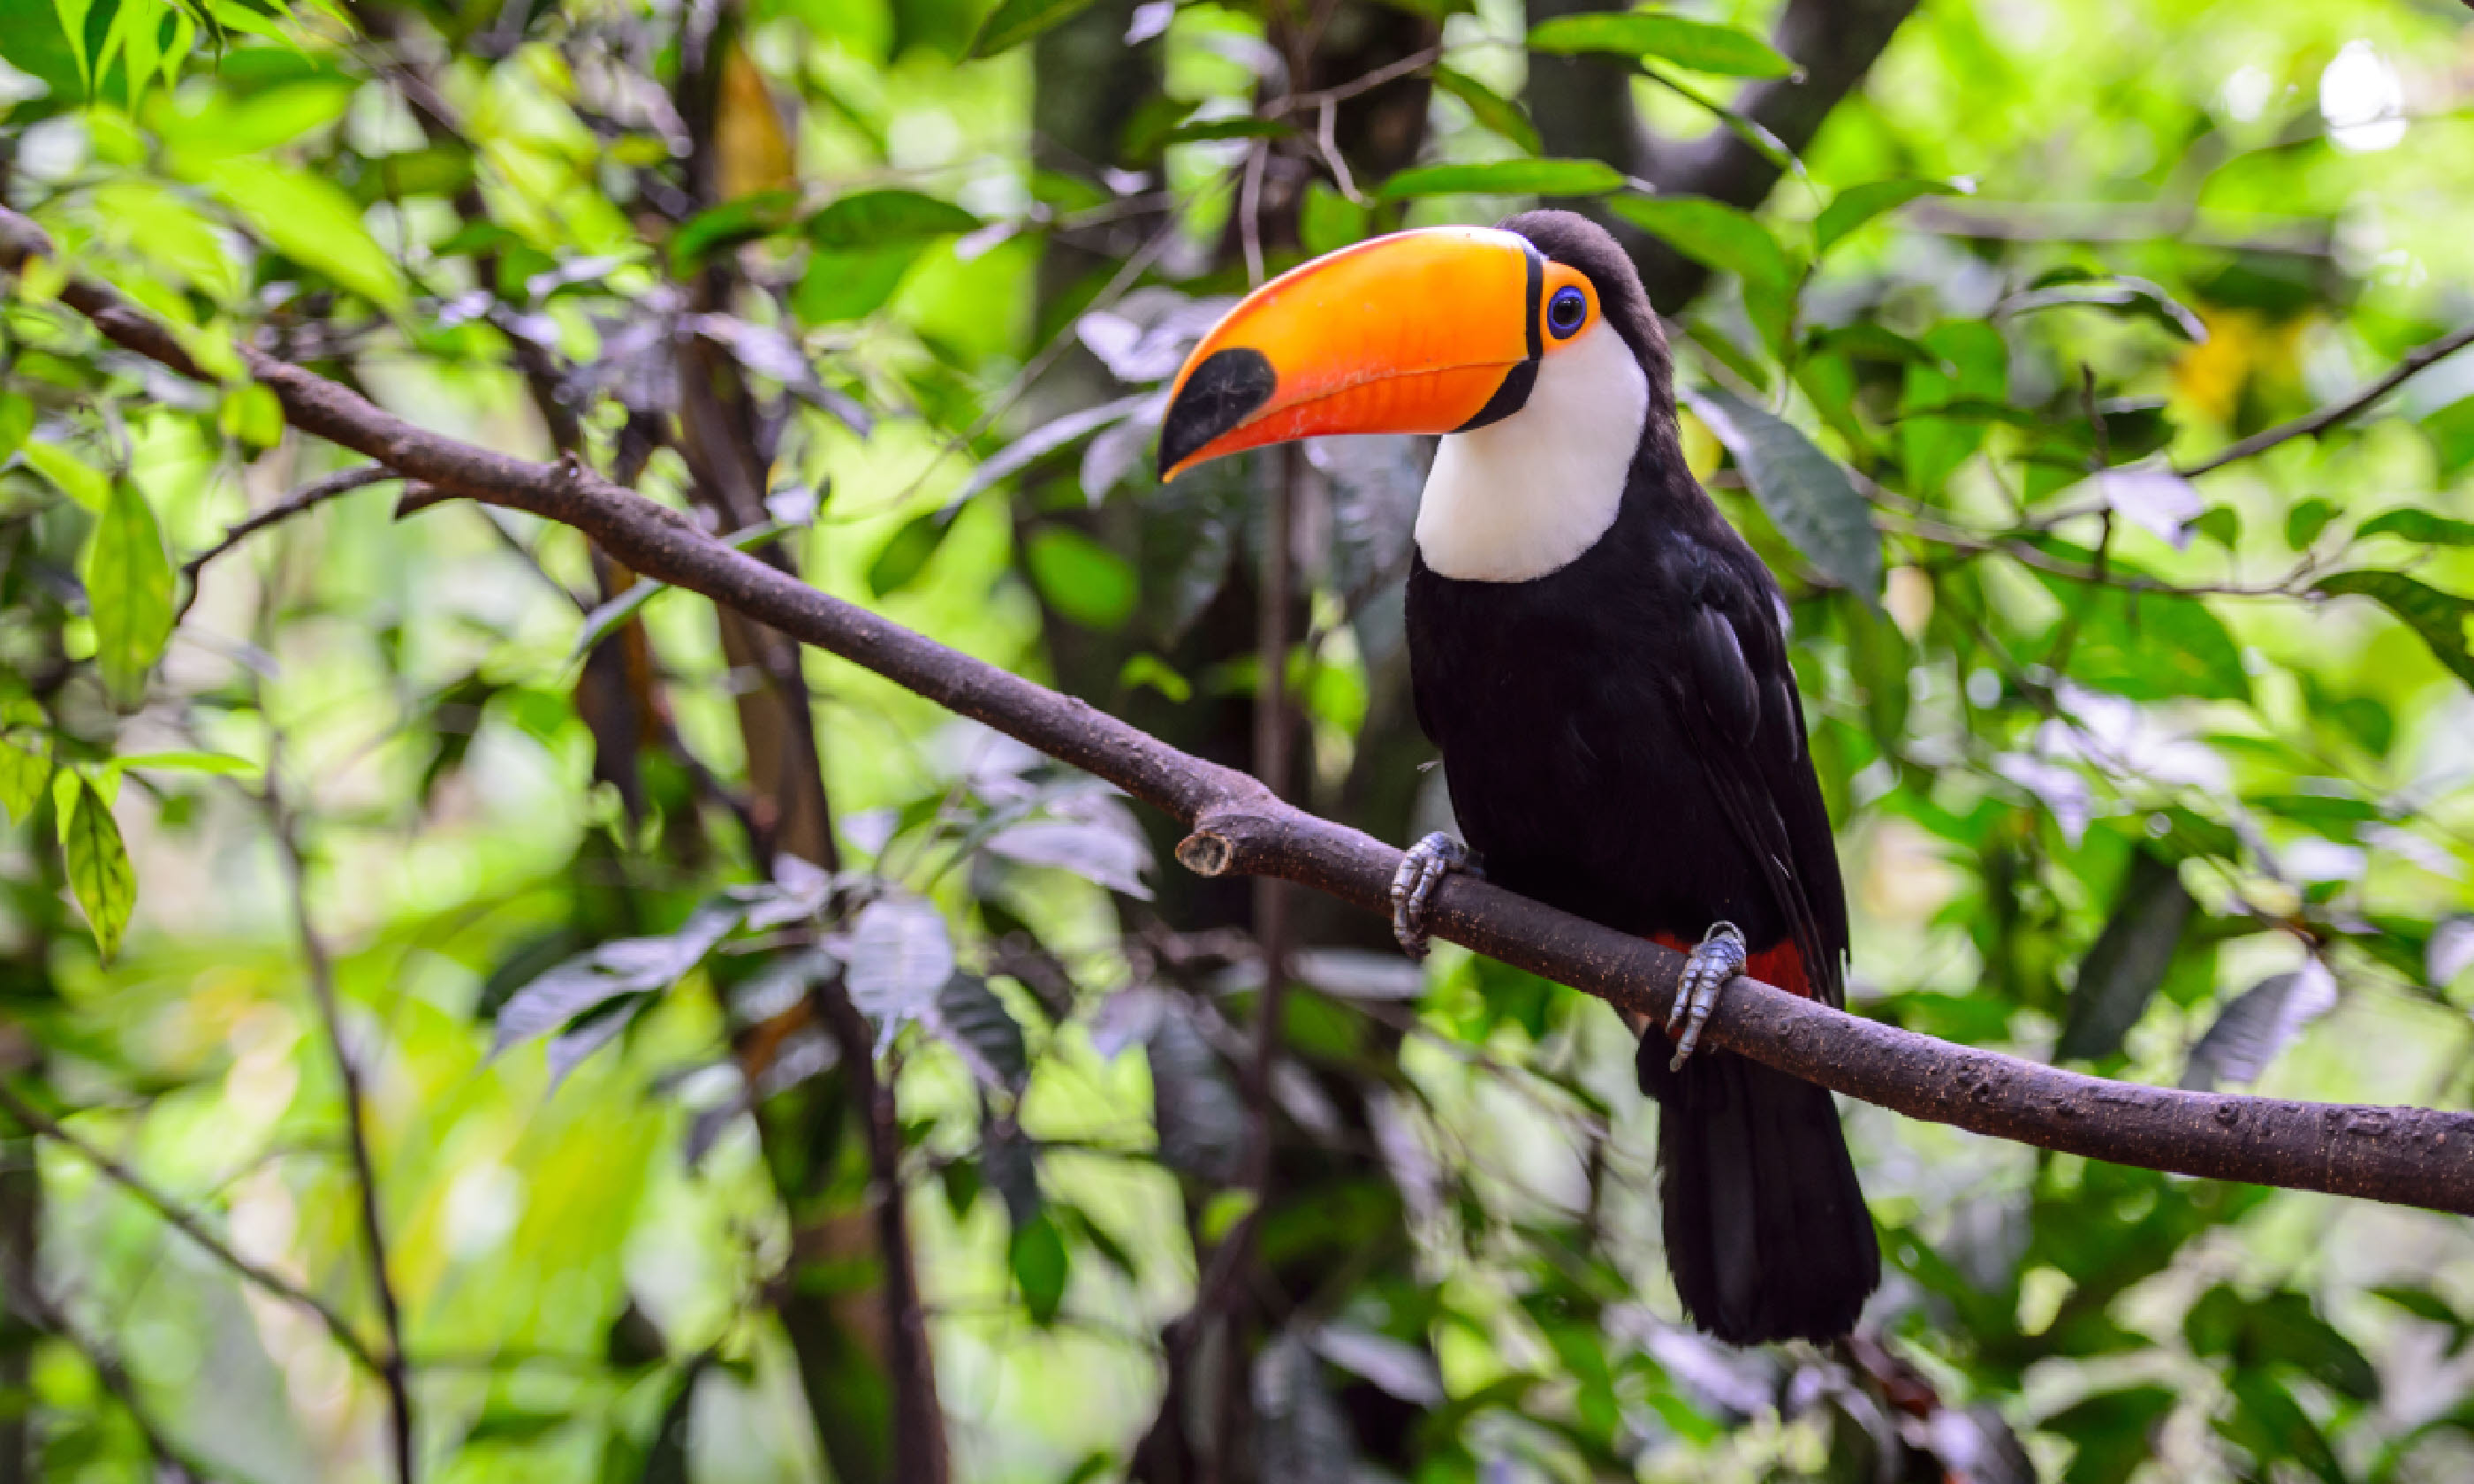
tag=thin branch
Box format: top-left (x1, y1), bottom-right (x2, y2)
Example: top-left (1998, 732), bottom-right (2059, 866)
top-left (176, 464), bottom-right (397, 620)
top-left (267, 782), bottom-right (414, 1484)
top-left (2177, 323), bottom-right (2474, 478)
top-left (0, 1081), bottom-right (384, 1374)
top-left (11, 207), bottom-right (2474, 1215)
top-left (1264, 43), bottom-right (1441, 116)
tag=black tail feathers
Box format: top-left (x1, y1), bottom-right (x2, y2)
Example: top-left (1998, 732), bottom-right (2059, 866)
top-left (1635, 1040), bottom-right (1878, 1345)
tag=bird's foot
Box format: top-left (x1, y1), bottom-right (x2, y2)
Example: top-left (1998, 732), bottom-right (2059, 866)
top-left (1666, 920), bottom-right (1747, 1071)
top-left (1391, 832), bottom-right (1479, 961)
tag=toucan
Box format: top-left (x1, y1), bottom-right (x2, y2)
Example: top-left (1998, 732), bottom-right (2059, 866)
top-left (1155, 210), bottom-right (1878, 1344)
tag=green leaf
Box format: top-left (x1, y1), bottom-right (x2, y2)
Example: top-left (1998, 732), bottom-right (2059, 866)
top-left (2039, 1385), bottom-right (2176, 1484)
top-left (1007, 1208), bottom-right (1070, 1324)
top-left (102, 751), bottom-right (262, 787)
top-left (1025, 524), bottom-right (1138, 631)
top-left (2283, 496), bottom-right (2337, 549)
top-left (792, 246), bottom-right (914, 324)
top-left (1527, 11), bottom-right (1795, 78)
top-left (671, 190), bottom-right (797, 269)
top-left (1158, 116), bottom-right (1290, 146)
top-left (805, 190), bottom-right (982, 249)
top-left (869, 510), bottom-right (955, 597)
top-left (62, 776), bottom-right (135, 961)
top-left (0, 392), bottom-right (34, 465)
top-left (0, 732), bottom-right (50, 825)
top-left (2355, 509), bottom-right (2474, 547)
top-left (2424, 397), bottom-right (2474, 480)
top-left (199, 156), bottom-right (406, 309)
top-left (1298, 181), bottom-right (1370, 257)
top-left (1813, 178), bottom-right (1959, 254)
top-left (2055, 850), bottom-right (2194, 1061)
top-left (1431, 65), bottom-right (1540, 155)
top-left (22, 441), bottom-right (110, 511)
top-left (1678, 383), bottom-right (1881, 600)
top-left (1608, 193), bottom-right (1793, 292)
top-left (83, 481), bottom-right (176, 710)
top-left (968, 0), bottom-right (1097, 57)
top-left (2315, 570), bottom-right (2474, 691)
top-left (1375, 157), bottom-right (1626, 201)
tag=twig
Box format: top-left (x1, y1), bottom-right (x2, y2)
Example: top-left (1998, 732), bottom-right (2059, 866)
top-left (2177, 323), bottom-right (2474, 478)
top-left (11, 206), bottom-right (2474, 1215)
top-left (0, 1080), bottom-right (384, 1374)
top-left (268, 782), bottom-right (414, 1484)
top-left (177, 464), bottom-right (397, 620)
top-left (1239, 140), bottom-right (1270, 289)
top-left (1315, 99), bottom-right (1362, 205)
top-left (1264, 43), bottom-right (1440, 116)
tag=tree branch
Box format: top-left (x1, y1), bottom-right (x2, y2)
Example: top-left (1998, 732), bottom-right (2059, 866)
top-left (177, 463), bottom-right (397, 619)
top-left (2175, 322), bottom-right (2474, 478)
top-left (0, 1080), bottom-right (385, 1375)
top-left (268, 782), bottom-right (414, 1484)
top-left (8, 207), bottom-right (2473, 1216)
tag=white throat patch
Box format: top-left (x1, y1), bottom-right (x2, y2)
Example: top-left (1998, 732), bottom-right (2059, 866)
top-left (1413, 320), bottom-right (1649, 583)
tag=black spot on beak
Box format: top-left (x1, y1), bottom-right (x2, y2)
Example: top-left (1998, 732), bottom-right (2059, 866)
top-left (1157, 346), bottom-right (1276, 478)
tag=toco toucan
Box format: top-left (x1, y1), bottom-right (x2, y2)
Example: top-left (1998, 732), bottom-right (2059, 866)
top-left (1156, 210), bottom-right (1878, 1344)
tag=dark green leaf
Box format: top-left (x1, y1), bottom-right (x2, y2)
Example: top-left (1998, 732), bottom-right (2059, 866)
top-left (1376, 157), bottom-right (1626, 201)
top-left (673, 190), bottom-right (798, 268)
top-left (1900, 321), bottom-right (2008, 495)
top-left (1813, 178), bottom-right (1959, 254)
top-left (2355, 508), bottom-right (2474, 546)
top-left (1431, 65), bottom-right (1540, 155)
top-left (869, 510), bottom-right (955, 597)
top-left (1527, 11), bottom-right (1795, 79)
top-left (1679, 382), bottom-right (1882, 600)
top-left (63, 777), bottom-right (135, 961)
top-left (1158, 116), bottom-right (1290, 145)
top-left (1147, 1003), bottom-right (1245, 1183)
top-left (2030, 556), bottom-right (2251, 701)
top-left (2180, 964), bottom-right (2336, 1090)
top-left (84, 480), bottom-right (175, 709)
top-left (1025, 524), bottom-right (1138, 631)
top-left (2314, 570), bottom-right (2474, 690)
top-left (2040, 1385), bottom-right (2175, 1484)
top-left (968, 0), bottom-right (1097, 57)
top-left (1608, 193), bottom-right (1792, 291)
top-left (1008, 1208), bottom-right (1069, 1324)
top-left (806, 189), bottom-right (982, 249)
top-left (934, 973), bottom-right (1028, 1087)
top-left (793, 246), bottom-right (915, 324)
top-left (2220, 1372), bottom-right (2345, 1484)
top-left (2055, 850), bottom-right (2192, 1061)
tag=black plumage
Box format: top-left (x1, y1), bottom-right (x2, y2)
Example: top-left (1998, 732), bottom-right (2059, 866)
top-left (1404, 211), bottom-right (1878, 1344)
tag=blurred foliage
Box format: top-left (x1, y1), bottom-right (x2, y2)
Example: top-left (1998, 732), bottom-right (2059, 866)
top-left (1, 0), bottom-right (2473, 1480)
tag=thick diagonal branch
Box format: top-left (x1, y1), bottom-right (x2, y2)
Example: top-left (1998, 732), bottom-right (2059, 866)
top-left (6, 208), bottom-right (2471, 1216)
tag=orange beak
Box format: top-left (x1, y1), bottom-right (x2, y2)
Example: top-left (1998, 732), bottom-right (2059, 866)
top-left (1157, 226), bottom-right (1546, 481)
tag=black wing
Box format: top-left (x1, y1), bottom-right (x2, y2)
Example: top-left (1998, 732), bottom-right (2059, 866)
top-left (1676, 564), bottom-right (1850, 1007)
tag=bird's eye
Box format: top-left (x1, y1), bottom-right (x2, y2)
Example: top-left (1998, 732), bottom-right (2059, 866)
top-left (1546, 285), bottom-right (1589, 339)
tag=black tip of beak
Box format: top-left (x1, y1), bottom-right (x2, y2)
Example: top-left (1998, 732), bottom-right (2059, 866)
top-left (1157, 347), bottom-right (1276, 479)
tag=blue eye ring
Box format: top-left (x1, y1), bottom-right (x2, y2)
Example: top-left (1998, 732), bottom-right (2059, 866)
top-left (1546, 284), bottom-right (1589, 339)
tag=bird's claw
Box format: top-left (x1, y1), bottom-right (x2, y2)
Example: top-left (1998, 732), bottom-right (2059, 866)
top-left (1666, 920), bottom-right (1746, 1071)
top-left (1391, 832), bottom-right (1478, 961)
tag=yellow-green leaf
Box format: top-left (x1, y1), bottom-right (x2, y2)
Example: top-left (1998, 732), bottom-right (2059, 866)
top-left (23, 441), bottom-right (109, 510)
top-left (1432, 65), bottom-right (1541, 155)
top-left (1025, 525), bottom-right (1137, 632)
top-left (0, 393), bottom-right (32, 465)
top-left (200, 157), bottom-right (406, 309)
top-left (1813, 178), bottom-right (1960, 255)
top-left (0, 732), bottom-right (49, 824)
top-left (63, 776), bottom-right (135, 961)
top-left (83, 480), bottom-right (176, 708)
